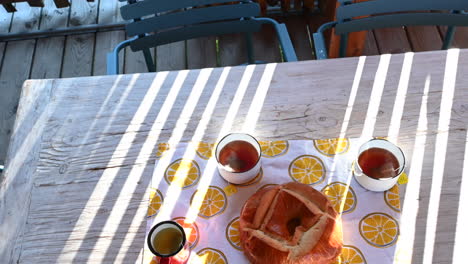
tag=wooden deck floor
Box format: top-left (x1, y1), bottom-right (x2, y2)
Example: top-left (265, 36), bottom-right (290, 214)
top-left (1, 0), bottom-right (468, 165)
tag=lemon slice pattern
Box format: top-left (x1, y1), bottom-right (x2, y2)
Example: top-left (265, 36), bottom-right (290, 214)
top-left (191, 186), bottom-right (228, 219)
top-left (332, 245), bottom-right (367, 264)
top-left (226, 217), bottom-right (242, 250)
top-left (322, 182), bottom-right (357, 214)
top-left (314, 138), bottom-right (350, 156)
top-left (359, 212), bottom-right (399, 248)
top-left (147, 189), bottom-right (163, 218)
top-left (384, 184), bottom-right (401, 212)
top-left (289, 155), bottom-right (326, 185)
top-left (260, 140), bottom-right (289, 158)
top-left (164, 159), bottom-right (200, 189)
top-left (194, 248), bottom-right (227, 264)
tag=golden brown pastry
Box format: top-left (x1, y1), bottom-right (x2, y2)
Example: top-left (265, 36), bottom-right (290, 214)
top-left (239, 182), bottom-right (343, 264)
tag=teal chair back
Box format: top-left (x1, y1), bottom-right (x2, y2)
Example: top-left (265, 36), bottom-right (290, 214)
top-left (314, 0), bottom-right (468, 59)
top-left (107, 0), bottom-right (297, 74)
top-left (120, 0), bottom-right (262, 52)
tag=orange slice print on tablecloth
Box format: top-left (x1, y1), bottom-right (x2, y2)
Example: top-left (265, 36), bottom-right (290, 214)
top-left (172, 217), bottom-right (200, 249)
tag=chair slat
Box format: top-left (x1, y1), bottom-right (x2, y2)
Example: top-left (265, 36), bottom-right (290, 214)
top-left (121, 0), bottom-right (249, 20)
top-left (337, 0), bottom-right (468, 20)
top-left (335, 13), bottom-right (468, 35)
top-left (126, 3), bottom-right (260, 37)
top-left (130, 20), bottom-right (261, 51)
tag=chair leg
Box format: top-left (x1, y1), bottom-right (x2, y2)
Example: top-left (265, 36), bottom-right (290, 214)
top-left (339, 33), bottom-right (348, 58)
top-left (142, 48), bottom-right (156, 72)
top-left (442, 26), bottom-right (456, 50)
top-left (245, 33), bottom-right (255, 65)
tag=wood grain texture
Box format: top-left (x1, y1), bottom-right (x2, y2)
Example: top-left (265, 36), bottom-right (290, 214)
top-left (362, 30), bottom-right (379, 56)
top-left (406, 26), bottom-right (443, 52)
top-left (30, 0), bottom-right (68, 80)
top-left (93, 30), bottom-right (125, 76)
top-left (97, 0), bottom-right (123, 24)
top-left (61, 33), bottom-right (95, 77)
top-left (39, 0), bottom-right (69, 30)
top-left (68, 0), bottom-right (97, 26)
top-left (93, 0), bottom-right (124, 76)
top-left (218, 33), bottom-right (248, 66)
top-left (373, 27), bottom-right (412, 54)
top-left (9, 2), bottom-right (41, 33)
top-left (186, 37), bottom-right (217, 69)
top-left (30, 37), bottom-right (65, 79)
top-left (124, 46), bottom-right (154, 74)
top-left (156, 41), bottom-right (187, 71)
top-left (0, 80), bottom-right (54, 264)
top-left (0, 40), bottom-right (35, 165)
top-left (252, 24), bottom-right (282, 63)
top-left (1, 49), bottom-right (468, 263)
top-left (282, 16), bottom-right (314, 61)
top-left (0, 3), bottom-right (12, 33)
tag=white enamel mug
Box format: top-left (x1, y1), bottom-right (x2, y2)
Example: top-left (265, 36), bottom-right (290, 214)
top-left (215, 133), bottom-right (261, 184)
top-left (353, 139), bottom-right (406, 192)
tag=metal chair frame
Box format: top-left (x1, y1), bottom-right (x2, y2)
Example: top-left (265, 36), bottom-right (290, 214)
top-left (107, 0), bottom-right (298, 74)
top-left (313, 0), bottom-right (468, 59)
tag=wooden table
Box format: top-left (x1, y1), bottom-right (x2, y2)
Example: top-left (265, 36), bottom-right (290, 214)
top-left (1, 49), bottom-right (467, 263)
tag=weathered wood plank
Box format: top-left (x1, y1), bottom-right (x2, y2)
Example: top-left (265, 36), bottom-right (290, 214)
top-left (156, 41), bottom-right (187, 71)
top-left (61, 33), bottom-right (95, 77)
top-left (406, 26), bottom-right (443, 52)
top-left (124, 46), bottom-right (155, 74)
top-left (30, 0), bottom-right (68, 80)
top-left (39, 0), bottom-right (69, 30)
top-left (2, 49), bottom-right (468, 263)
top-left (61, 0), bottom-right (97, 77)
top-left (93, 0), bottom-right (125, 76)
top-left (97, 0), bottom-right (123, 24)
top-left (68, 0), bottom-right (97, 26)
top-left (0, 40), bottom-right (35, 165)
top-left (0, 48), bottom-right (43, 264)
top-left (373, 27), bottom-right (412, 54)
top-left (93, 31), bottom-right (125, 76)
top-left (218, 33), bottom-right (248, 66)
top-left (0, 3), bottom-right (12, 33)
top-left (30, 37), bottom-right (65, 79)
top-left (9, 2), bottom-right (41, 33)
top-left (186, 37), bottom-right (217, 69)
top-left (282, 16), bottom-right (314, 61)
top-left (362, 30), bottom-right (379, 56)
top-left (252, 24), bottom-right (282, 63)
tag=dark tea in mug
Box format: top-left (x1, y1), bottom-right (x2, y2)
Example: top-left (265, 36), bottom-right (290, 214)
top-left (218, 140), bottom-right (259, 173)
top-left (358, 147), bottom-right (399, 179)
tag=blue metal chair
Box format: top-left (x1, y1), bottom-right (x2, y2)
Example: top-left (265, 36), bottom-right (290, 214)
top-left (313, 0), bottom-right (468, 60)
top-left (107, 0), bottom-right (298, 75)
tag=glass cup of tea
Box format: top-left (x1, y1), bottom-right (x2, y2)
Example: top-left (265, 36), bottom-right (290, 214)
top-left (147, 221), bottom-right (190, 264)
top-left (352, 138), bottom-right (406, 192)
top-left (215, 133), bottom-right (261, 184)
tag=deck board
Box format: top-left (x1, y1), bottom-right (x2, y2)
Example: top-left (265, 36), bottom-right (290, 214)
top-left (218, 33), bottom-right (248, 66)
top-left (0, 4), bottom-right (12, 33)
top-left (156, 41), bottom-right (187, 71)
top-left (30, 0), bottom-right (68, 80)
top-left (406, 26), bottom-right (443, 52)
top-left (283, 16), bottom-right (314, 61)
top-left (9, 2), bottom-right (41, 32)
top-left (373, 27), bottom-right (412, 54)
top-left (186, 37), bottom-right (218, 69)
top-left (93, 0), bottom-right (124, 76)
top-left (0, 40), bottom-right (35, 165)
